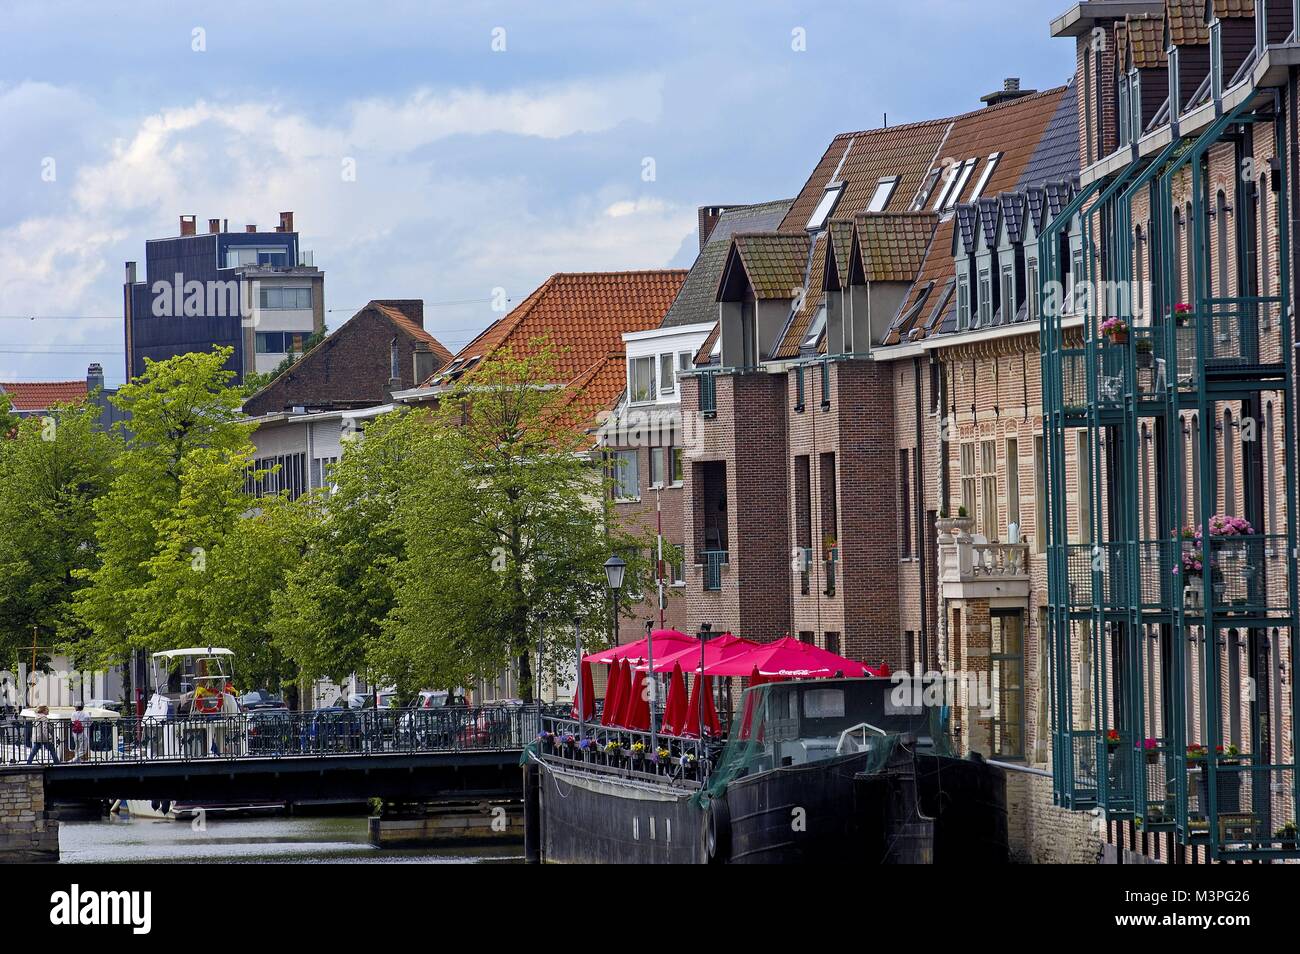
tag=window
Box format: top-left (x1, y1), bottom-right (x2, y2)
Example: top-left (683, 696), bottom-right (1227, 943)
top-left (977, 270), bottom-right (993, 327)
top-left (390, 337), bottom-right (400, 379)
top-left (1190, 414), bottom-right (1201, 525)
top-left (825, 632), bottom-right (841, 656)
top-left (1216, 191), bottom-right (1230, 298)
top-left (979, 440), bottom-right (998, 539)
top-left (1130, 73), bottom-right (1142, 143)
top-left (1211, 18), bottom-right (1223, 98)
top-left (258, 286), bottom-right (312, 310)
top-left (668, 548), bottom-right (685, 585)
top-left (867, 176), bottom-right (900, 213)
top-left (930, 360), bottom-right (941, 414)
top-left (677, 351), bottom-right (693, 381)
top-left (956, 273), bottom-right (971, 330)
top-left (968, 153), bottom-right (1003, 202)
top-left (611, 450), bottom-right (639, 501)
top-left (1026, 260), bottom-right (1040, 322)
top-left (989, 610), bottom-right (1025, 759)
top-left (1266, 403), bottom-right (1277, 544)
top-left (1223, 409), bottom-right (1236, 514)
top-left (310, 456), bottom-right (338, 489)
top-left (1169, 47), bottom-right (1181, 117)
top-left (932, 162), bottom-right (962, 211)
top-left (806, 184), bottom-right (843, 230)
top-left (912, 168), bottom-right (942, 211)
top-left (669, 446), bottom-right (685, 485)
top-left (803, 304), bottom-right (827, 349)
top-left (255, 332), bottom-right (288, 354)
top-left (1118, 72), bottom-right (1131, 147)
top-left (629, 356), bottom-right (656, 403)
top-left (1076, 431), bottom-right (1092, 544)
top-left (900, 450), bottom-right (913, 558)
top-left (659, 354), bottom-right (676, 394)
top-left (650, 447), bottom-right (666, 488)
top-left (794, 365), bottom-right (806, 412)
top-left (960, 442), bottom-right (977, 524)
top-left (1006, 437), bottom-right (1021, 534)
top-left (947, 159), bottom-right (978, 208)
top-left (1000, 265), bottom-right (1016, 323)
top-left (1034, 435), bottom-right (1046, 553)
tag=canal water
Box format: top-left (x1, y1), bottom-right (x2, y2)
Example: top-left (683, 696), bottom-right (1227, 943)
top-left (59, 815), bottom-right (521, 864)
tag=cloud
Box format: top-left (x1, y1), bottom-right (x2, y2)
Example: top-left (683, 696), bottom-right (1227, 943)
top-left (0, 74), bottom-right (693, 382)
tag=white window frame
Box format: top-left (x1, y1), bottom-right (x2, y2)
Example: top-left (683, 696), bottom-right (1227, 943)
top-left (968, 153), bottom-right (1003, 203)
top-left (628, 355), bottom-right (656, 404)
top-left (806, 184), bottom-right (843, 231)
top-left (867, 176), bottom-right (900, 213)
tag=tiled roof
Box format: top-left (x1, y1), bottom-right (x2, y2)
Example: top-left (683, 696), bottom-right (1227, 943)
top-left (1166, 0), bottom-right (1211, 44)
top-left (825, 218), bottom-right (855, 287)
top-left (661, 199), bottom-right (792, 328)
top-left (1000, 193), bottom-right (1026, 244)
top-left (854, 212), bottom-right (939, 283)
top-left (1128, 14), bottom-right (1167, 69)
top-left (373, 304), bottom-right (454, 365)
top-left (955, 204), bottom-right (980, 254)
top-left (424, 270), bottom-right (686, 388)
top-left (977, 197), bottom-right (1001, 249)
top-left (1017, 80), bottom-right (1081, 188)
top-left (883, 86), bottom-right (1075, 345)
top-left (1213, 0), bottom-right (1254, 18)
top-left (549, 353), bottom-right (631, 429)
top-left (727, 233), bottom-right (812, 300)
top-left (0, 380), bottom-right (88, 412)
top-left (1025, 186), bottom-right (1046, 232)
top-left (1114, 21), bottom-right (1129, 69)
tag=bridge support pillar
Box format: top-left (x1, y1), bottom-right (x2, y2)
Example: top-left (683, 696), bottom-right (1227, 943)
top-left (0, 769), bottom-right (58, 862)
top-left (368, 798), bottom-right (523, 849)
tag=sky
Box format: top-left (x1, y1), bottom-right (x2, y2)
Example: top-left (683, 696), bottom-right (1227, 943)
top-left (0, 0), bottom-right (1074, 387)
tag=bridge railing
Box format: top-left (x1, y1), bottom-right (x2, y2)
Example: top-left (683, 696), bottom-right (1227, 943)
top-left (1, 704), bottom-right (554, 766)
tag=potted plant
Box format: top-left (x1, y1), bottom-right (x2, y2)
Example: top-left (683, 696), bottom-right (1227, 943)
top-left (1143, 737), bottom-right (1160, 765)
top-left (1200, 515), bottom-right (1256, 605)
top-left (629, 741), bottom-right (646, 763)
top-left (1101, 317), bottom-right (1129, 344)
top-left (1174, 302), bottom-right (1192, 326)
top-left (1275, 821), bottom-right (1297, 843)
top-left (1135, 337), bottom-right (1154, 368)
top-left (1180, 529), bottom-right (1204, 608)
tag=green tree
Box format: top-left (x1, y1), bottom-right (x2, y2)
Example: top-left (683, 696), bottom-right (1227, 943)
top-left (381, 344), bottom-right (655, 701)
top-left (269, 413), bottom-right (406, 686)
top-left (0, 401), bottom-right (117, 666)
top-left (73, 348), bottom-right (254, 664)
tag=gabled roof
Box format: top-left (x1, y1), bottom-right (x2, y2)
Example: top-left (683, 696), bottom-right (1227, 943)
top-left (661, 199), bottom-right (793, 328)
top-left (723, 233), bottom-right (812, 300)
top-left (955, 204), bottom-right (981, 254)
top-left (0, 380), bottom-right (88, 413)
top-left (1128, 14), bottom-right (1168, 68)
top-left (976, 197), bottom-right (1001, 249)
top-left (852, 212), bottom-right (939, 283)
top-left (1212, 0), bottom-right (1254, 18)
top-left (825, 218), bottom-right (855, 288)
top-left (999, 193), bottom-right (1027, 244)
top-left (1166, 0), bottom-right (1211, 44)
top-left (426, 270), bottom-right (687, 389)
top-left (1025, 186), bottom-right (1047, 232)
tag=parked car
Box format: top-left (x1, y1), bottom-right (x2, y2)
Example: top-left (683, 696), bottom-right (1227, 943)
top-left (239, 690), bottom-right (286, 711)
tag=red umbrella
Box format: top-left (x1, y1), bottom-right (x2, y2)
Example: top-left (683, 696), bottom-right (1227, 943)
top-left (738, 666), bottom-right (763, 739)
top-left (570, 660), bottom-right (596, 720)
top-left (681, 675), bottom-right (721, 738)
top-left (640, 633), bottom-right (759, 674)
top-left (601, 659), bottom-right (628, 727)
top-left (621, 666), bottom-right (650, 731)
top-left (583, 630), bottom-right (695, 665)
top-left (705, 636), bottom-right (880, 678)
top-left (660, 662), bottom-right (688, 735)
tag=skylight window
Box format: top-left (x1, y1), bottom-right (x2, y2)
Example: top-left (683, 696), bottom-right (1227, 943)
top-left (933, 159), bottom-right (977, 212)
top-left (947, 159), bottom-right (978, 208)
top-left (912, 168), bottom-right (942, 211)
top-left (802, 303), bottom-right (828, 349)
top-left (806, 184), bottom-right (844, 230)
top-left (866, 176), bottom-right (900, 213)
top-left (967, 153), bottom-right (1003, 202)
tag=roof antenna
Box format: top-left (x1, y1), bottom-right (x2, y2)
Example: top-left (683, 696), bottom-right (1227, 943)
top-left (883, 112), bottom-right (889, 129)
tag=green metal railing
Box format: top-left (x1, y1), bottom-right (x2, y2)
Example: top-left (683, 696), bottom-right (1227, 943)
top-left (702, 549), bottom-right (728, 591)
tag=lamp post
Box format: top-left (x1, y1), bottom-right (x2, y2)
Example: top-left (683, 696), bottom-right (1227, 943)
top-left (696, 622), bottom-right (713, 744)
top-left (574, 618), bottom-right (583, 739)
top-left (644, 620), bottom-right (657, 755)
top-left (603, 555), bottom-right (626, 741)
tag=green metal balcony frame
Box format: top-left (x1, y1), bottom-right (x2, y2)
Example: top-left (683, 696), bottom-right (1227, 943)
top-left (1040, 93), bottom-right (1300, 857)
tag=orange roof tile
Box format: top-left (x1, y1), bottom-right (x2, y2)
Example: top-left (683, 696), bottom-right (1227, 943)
top-left (1166, 0), bottom-right (1211, 44)
top-left (424, 270), bottom-right (686, 391)
top-left (1213, 0), bottom-right (1254, 18)
top-left (853, 212), bottom-right (940, 283)
top-left (728, 233), bottom-right (812, 300)
top-left (0, 380), bottom-right (88, 412)
top-left (373, 304), bottom-right (454, 366)
top-left (1127, 14), bottom-right (1166, 70)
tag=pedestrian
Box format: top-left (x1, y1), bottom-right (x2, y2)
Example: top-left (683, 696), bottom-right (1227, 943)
top-left (69, 702), bottom-right (90, 763)
top-left (26, 705), bottom-right (59, 764)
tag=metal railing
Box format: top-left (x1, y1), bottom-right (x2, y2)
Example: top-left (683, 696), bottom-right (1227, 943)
top-left (537, 714), bottom-right (715, 786)
top-left (698, 370), bottom-right (717, 418)
top-left (1, 704), bottom-right (553, 766)
top-left (702, 549), bottom-right (729, 591)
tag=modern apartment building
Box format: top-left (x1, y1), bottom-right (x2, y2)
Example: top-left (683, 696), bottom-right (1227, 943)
top-left (123, 211), bottom-right (324, 382)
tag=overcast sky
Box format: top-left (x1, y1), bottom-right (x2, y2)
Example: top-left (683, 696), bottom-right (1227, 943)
top-left (0, 0), bottom-right (1073, 387)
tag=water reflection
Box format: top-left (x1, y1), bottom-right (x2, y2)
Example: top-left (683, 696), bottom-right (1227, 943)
top-left (59, 815), bottom-right (521, 864)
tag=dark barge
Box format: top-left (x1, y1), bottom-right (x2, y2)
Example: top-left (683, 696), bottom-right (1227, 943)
top-left (529, 677), bottom-right (1008, 863)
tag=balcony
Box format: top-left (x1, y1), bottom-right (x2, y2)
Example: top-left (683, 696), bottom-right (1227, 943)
top-left (701, 549), bottom-right (729, 591)
top-left (938, 528), bottom-right (1030, 599)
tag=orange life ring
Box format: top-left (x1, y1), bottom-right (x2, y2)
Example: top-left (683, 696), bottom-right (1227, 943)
top-left (194, 689), bottom-right (223, 714)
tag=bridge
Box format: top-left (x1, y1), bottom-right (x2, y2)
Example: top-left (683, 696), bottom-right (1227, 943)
top-left (0, 705), bottom-right (549, 859)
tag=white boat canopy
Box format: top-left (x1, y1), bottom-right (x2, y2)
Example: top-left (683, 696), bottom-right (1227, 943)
top-left (151, 648), bottom-right (235, 659)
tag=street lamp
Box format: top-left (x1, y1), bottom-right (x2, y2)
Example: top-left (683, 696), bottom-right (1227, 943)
top-left (696, 622), bottom-right (713, 743)
top-left (604, 555), bottom-right (626, 648)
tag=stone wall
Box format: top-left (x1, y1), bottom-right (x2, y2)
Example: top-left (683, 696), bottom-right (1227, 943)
top-left (1005, 771), bottom-right (1104, 864)
top-left (0, 770), bottom-right (58, 862)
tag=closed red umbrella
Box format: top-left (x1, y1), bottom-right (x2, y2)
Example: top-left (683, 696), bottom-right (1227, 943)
top-left (601, 659), bottom-right (628, 727)
top-left (570, 660), bottom-right (596, 720)
top-left (682, 675), bottom-right (721, 738)
top-left (738, 666), bottom-right (763, 740)
top-left (660, 663), bottom-right (688, 735)
top-left (622, 666), bottom-right (650, 731)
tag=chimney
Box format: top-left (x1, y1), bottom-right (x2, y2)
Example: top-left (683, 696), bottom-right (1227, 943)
top-left (698, 205), bottom-right (728, 251)
top-left (179, 214), bottom-right (197, 236)
top-left (279, 211), bottom-right (294, 233)
top-left (86, 362), bottom-right (104, 396)
top-left (125, 261), bottom-right (137, 284)
top-left (208, 218), bottom-right (221, 234)
top-left (980, 77), bottom-right (1036, 108)
top-left (412, 344), bottom-right (437, 385)
top-left (245, 224), bottom-right (257, 233)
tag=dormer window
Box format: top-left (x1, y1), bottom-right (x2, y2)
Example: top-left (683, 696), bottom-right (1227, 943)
top-left (968, 153), bottom-right (1003, 202)
top-left (629, 355), bottom-right (657, 403)
top-left (976, 268), bottom-right (993, 327)
top-left (802, 303), bottom-right (827, 349)
top-left (956, 273), bottom-right (972, 330)
top-left (866, 176), bottom-right (900, 213)
top-left (806, 184), bottom-right (843, 230)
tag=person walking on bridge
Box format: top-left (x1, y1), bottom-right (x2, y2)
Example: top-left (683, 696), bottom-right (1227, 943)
top-left (26, 706), bottom-right (59, 764)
